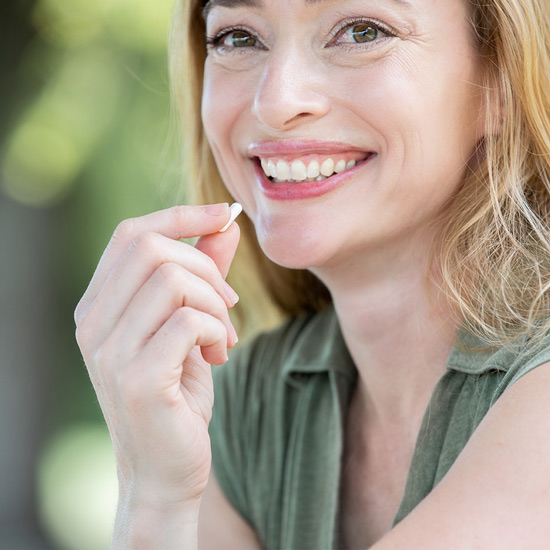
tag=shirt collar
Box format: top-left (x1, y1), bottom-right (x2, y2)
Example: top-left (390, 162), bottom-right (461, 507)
top-left (282, 305), bottom-right (357, 382)
top-left (281, 306), bottom-right (520, 380)
top-left (446, 327), bottom-right (527, 375)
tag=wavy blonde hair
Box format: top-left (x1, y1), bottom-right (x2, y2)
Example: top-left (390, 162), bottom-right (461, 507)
top-left (169, 0), bottom-right (550, 343)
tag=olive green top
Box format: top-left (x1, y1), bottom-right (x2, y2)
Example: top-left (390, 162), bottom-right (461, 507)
top-left (209, 306), bottom-right (550, 549)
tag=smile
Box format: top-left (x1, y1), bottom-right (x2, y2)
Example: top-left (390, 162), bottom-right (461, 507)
top-left (259, 153), bottom-right (370, 183)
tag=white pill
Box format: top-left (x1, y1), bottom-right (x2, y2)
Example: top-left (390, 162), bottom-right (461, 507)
top-left (219, 202), bottom-right (243, 232)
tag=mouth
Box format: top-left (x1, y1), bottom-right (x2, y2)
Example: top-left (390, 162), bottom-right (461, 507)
top-left (257, 152), bottom-right (372, 183)
top-left (247, 141), bottom-right (376, 200)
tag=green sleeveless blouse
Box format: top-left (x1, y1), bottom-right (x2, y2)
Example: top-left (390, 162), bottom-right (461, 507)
top-left (209, 306), bottom-right (550, 549)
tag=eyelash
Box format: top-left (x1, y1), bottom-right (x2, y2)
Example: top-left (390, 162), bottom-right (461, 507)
top-left (205, 17), bottom-right (396, 55)
top-left (329, 17), bottom-right (397, 48)
top-left (206, 25), bottom-right (264, 54)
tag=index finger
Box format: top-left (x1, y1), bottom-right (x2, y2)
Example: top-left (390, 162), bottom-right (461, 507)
top-left (76, 204), bottom-right (230, 323)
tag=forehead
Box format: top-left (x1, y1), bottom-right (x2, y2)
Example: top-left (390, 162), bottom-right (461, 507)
top-left (203, 0), bottom-right (415, 19)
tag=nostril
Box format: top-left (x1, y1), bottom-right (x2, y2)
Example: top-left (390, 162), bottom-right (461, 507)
top-left (252, 78), bottom-right (330, 131)
top-left (284, 112), bottom-right (312, 126)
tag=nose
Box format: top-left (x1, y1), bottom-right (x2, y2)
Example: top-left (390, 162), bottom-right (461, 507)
top-left (251, 46), bottom-right (330, 131)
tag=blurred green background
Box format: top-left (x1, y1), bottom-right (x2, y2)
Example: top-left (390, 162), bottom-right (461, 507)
top-left (1, 0), bottom-right (179, 547)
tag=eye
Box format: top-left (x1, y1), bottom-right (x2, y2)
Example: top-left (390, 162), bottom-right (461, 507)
top-left (221, 30), bottom-right (257, 48)
top-left (340, 24), bottom-right (381, 44)
top-left (329, 19), bottom-right (395, 48)
top-left (206, 26), bottom-right (263, 53)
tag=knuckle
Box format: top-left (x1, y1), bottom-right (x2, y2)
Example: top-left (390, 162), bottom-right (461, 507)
top-left (201, 254), bottom-right (222, 283)
top-left (112, 218), bottom-right (136, 244)
top-left (211, 294), bottom-right (229, 322)
top-left (74, 323), bottom-right (89, 354)
top-left (214, 326), bottom-right (228, 350)
top-left (92, 343), bottom-right (111, 373)
top-left (218, 322), bottom-right (229, 342)
top-left (131, 231), bottom-right (160, 258)
top-left (74, 316), bottom-right (96, 358)
top-left (157, 262), bottom-right (186, 286)
top-left (74, 298), bottom-right (85, 327)
top-left (170, 205), bottom-right (189, 226)
top-left (206, 315), bottom-right (227, 343)
top-left (92, 337), bottom-right (122, 381)
top-left (173, 306), bottom-right (199, 332)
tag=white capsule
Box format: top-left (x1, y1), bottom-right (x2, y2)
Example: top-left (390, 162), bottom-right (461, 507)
top-left (320, 158), bottom-right (335, 177)
top-left (219, 202), bottom-right (243, 232)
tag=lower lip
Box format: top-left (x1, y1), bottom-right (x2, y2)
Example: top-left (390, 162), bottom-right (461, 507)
top-left (254, 154), bottom-right (375, 201)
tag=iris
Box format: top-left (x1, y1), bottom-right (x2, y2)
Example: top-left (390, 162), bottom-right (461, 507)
top-left (350, 25), bottom-right (378, 43)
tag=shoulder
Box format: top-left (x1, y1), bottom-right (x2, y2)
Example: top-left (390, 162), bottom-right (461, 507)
top-left (379, 359), bottom-right (550, 548)
top-left (447, 326), bottom-right (550, 404)
top-left (377, 332), bottom-right (550, 549)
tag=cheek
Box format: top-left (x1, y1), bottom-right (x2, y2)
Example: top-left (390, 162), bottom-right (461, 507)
top-left (201, 65), bottom-right (249, 148)
top-left (201, 65), bottom-right (260, 211)
top-left (202, 68), bottom-right (227, 146)
top-left (369, 55), bottom-right (483, 172)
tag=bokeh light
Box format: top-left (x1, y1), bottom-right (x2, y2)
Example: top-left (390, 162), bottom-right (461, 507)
top-left (2, 0), bottom-right (172, 208)
top-left (32, 0), bottom-right (171, 51)
top-left (37, 424), bottom-right (118, 550)
top-left (105, 0), bottom-right (174, 51)
top-left (1, 0), bottom-right (176, 547)
top-left (1, 46), bottom-right (122, 206)
top-left (32, 0), bottom-right (111, 47)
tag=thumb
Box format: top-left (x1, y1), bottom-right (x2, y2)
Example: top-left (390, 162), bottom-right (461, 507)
top-left (194, 221), bottom-right (240, 280)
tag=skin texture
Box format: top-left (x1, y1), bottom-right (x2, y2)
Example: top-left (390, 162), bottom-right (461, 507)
top-left (198, 1), bottom-right (550, 548)
top-left (75, 205), bottom-right (241, 548)
top-left (202, 0), bottom-right (486, 273)
top-left (201, 2), bottom-right (485, 543)
top-left (75, 0), bottom-right (550, 548)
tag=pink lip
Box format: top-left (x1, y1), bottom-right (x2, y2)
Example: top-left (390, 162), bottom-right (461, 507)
top-left (248, 140), bottom-right (369, 158)
top-left (253, 153), bottom-right (376, 201)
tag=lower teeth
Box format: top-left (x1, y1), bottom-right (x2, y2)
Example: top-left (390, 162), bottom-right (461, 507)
top-left (271, 175), bottom-right (330, 184)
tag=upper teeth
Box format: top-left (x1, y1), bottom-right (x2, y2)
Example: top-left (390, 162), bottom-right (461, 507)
top-left (260, 157), bottom-right (358, 182)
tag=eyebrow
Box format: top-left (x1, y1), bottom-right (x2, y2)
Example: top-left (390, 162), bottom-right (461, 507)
top-left (202, 0), bottom-right (414, 21)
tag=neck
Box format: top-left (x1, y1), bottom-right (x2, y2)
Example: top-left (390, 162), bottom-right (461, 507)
top-left (313, 234), bottom-right (458, 429)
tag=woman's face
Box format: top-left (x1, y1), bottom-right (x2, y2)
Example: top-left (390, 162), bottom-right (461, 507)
top-left (202, 0), bottom-right (487, 270)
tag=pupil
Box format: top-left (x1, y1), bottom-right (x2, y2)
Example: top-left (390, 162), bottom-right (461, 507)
top-left (352, 25), bottom-right (377, 43)
top-left (233, 32), bottom-right (255, 47)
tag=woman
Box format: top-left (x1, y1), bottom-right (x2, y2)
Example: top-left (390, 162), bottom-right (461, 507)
top-left (75, 0), bottom-right (550, 548)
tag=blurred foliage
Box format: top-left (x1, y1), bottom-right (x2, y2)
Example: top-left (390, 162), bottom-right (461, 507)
top-left (1, 0), bottom-right (180, 547)
top-left (2, 0), bottom-right (175, 209)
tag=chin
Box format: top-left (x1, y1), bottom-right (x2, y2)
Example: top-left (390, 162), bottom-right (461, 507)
top-left (255, 223), bottom-right (335, 270)
top-left (262, 246), bottom-right (320, 270)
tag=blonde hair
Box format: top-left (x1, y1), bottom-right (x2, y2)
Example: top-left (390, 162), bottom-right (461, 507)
top-left (169, 0), bottom-right (550, 343)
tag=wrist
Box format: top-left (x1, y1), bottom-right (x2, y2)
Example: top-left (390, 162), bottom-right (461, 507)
top-left (113, 489), bottom-right (201, 549)
top-left (118, 472), bottom-right (205, 512)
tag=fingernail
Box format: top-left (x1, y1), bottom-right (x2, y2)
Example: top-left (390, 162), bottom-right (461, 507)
top-left (228, 322), bottom-right (239, 347)
top-left (202, 203), bottom-right (229, 216)
top-left (223, 281), bottom-right (240, 305)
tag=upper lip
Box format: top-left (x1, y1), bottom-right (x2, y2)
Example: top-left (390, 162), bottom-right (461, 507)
top-left (247, 140), bottom-right (371, 158)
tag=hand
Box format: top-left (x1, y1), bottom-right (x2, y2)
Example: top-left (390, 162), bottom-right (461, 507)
top-left (74, 203), bottom-right (239, 510)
